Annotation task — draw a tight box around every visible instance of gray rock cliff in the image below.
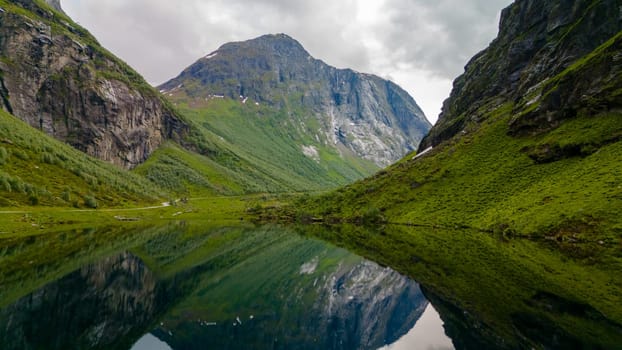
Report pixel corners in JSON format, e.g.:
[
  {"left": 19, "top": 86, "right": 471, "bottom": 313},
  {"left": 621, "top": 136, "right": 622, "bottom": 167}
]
[
  {"left": 161, "top": 34, "right": 431, "bottom": 167},
  {"left": 421, "top": 0, "right": 622, "bottom": 149},
  {"left": 0, "top": 1, "right": 186, "bottom": 168}
]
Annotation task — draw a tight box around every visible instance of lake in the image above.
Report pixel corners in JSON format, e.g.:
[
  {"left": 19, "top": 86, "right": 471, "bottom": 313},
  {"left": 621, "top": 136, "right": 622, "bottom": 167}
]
[{"left": 0, "top": 222, "right": 620, "bottom": 349}]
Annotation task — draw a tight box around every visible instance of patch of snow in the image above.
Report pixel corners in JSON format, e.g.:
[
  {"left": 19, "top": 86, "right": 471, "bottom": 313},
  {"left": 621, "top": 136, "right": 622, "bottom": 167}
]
[
  {"left": 413, "top": 146, "right": 433, "bottom": 160},
  {"left": 301, "top": 145, "right": 320, "bottom": 163},
  {"left": 242, "top": 97, "right": 249, "bottom": 104},
  {"left": 526, "top": 94, "right": 541, "bottom": 106},
  {"left": 236, "top": 316, "right": 242, "bottom": 325},
  {"left": 204, "top": 52, "right": 218, "bottom": 59},
  {"left": 300, "top": 256, "right": 319, "bottom": 275},
  {"left": 255, "top": 102, "right": 260, "bottom": 106}
]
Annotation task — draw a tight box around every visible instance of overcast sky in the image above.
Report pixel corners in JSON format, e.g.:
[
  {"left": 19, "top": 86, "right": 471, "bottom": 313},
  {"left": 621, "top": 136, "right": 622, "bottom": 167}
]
[{"left": 61, "top": 0, "right": 511, "bottom": 123}]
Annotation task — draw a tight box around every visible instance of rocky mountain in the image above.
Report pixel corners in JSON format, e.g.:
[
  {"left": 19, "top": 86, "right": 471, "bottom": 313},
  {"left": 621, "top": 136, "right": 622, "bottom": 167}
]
[
  {"left": 297, "top": 0, "right": 622, "bottom": 240},
  {"left": 421, "top": 0, "right": 622, "bottom": 149},
  {"left": 161, "top": 34, "right": 431, "bottom": 167},
  {"left": 0, "top": 0, "right": 186, "bottom": 169}
]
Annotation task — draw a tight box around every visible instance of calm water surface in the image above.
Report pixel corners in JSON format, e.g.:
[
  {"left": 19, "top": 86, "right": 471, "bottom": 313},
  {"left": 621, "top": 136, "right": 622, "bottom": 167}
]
[
  {"left": 0, "top": 223, "right": 453, "bottom": 350},
  {"left": 0, "top": 222, "right": 620, "bottom": 349}
]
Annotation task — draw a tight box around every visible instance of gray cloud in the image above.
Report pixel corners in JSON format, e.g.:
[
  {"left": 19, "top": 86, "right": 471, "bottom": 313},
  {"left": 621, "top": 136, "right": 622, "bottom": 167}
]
[
  {"left": 61, "top": 0, "right": 511, "bottom": 121},
  {"left": 378, "top": 0, "right": 510, "bottom": 78}
]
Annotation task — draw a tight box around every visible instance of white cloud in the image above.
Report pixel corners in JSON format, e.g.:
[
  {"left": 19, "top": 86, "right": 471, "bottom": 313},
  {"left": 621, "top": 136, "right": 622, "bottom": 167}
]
[{"left": 61, "top": 0, "right": 511, "bottom": 123}]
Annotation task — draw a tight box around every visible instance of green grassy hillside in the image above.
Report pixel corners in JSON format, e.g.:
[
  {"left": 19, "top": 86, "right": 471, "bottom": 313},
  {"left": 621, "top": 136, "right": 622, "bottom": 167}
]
[
  {"left": 293, "top": 33, "right": 622, "bottom": 243},
  {"left": 0, "top": 110, "right": 163, "bottom": 207},
  {"left": 297, "top": 105, "right": 622, "bottom": 242},
  {"left": 136, "top": 98, "right": 378, "bottom": 195}
]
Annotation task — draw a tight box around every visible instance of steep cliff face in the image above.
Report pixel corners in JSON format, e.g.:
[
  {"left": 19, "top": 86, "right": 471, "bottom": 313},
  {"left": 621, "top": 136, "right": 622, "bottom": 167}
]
[
  {"left": 161, "top": 34, "right": 431, "bottom": 167},
  {"left": 0, "top": 0, "right": 186, "bottom": 168},
  {"left": 0, "top": 252, "right": 172, "bottom": 350},
  {"left": 299, "top": 0, "right": 622, "bottom": 241},
  {"left": 422, "top": 0, "right": 622, "bottom": 149}
]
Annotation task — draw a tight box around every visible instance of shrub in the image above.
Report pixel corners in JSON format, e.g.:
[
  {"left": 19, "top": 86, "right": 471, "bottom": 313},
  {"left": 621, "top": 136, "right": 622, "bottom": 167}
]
[
  {"left": 41, "top": 151, "right": 57, "bottom": 165},
  {"left": 0, "top": 177, "right": 11, "bottom": 192},
  {"left": 84, "top": 195, "right": 98, "bottom": 209},
  {"left": 29, "top": 195, "right": 39, "bottom": 206},
  {"left": 8, "top": 178, "right": 24, "bottom": 193},
  {"left": 12, "top": 149, "right": 29, "bottom": 160},
  {"left": 61, "top": 189, "right": 71, "bottom": 202},
  {"left": 0, "top": 147, "right": 7, "bottom": 165}
]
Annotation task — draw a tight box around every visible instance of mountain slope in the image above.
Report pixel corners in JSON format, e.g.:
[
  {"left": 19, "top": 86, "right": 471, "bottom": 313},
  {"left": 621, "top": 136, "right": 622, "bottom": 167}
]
[
  {"left": 294, "top": 0, "right": 622, "bottom": 241},
  {"left": 0, "top": 0, "right": 186, "bottom": 169},
  {"left": 137, "top": 99, "right": 379, "bottom": 195},
  {"left": 0, "top": 109, "right": 163, "bottom": 207},
  {"left": 159, "top": 33, "right": 430, "bottom": 169}
]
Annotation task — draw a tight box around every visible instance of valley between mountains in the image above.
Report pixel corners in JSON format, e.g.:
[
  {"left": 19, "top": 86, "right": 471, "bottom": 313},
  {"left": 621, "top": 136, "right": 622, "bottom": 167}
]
[{"left": 0, "top": 1, "right": 621, "bottom": 348}]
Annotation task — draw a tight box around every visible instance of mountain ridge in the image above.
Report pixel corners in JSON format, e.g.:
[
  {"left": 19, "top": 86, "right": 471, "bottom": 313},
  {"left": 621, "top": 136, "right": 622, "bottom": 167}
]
[{"left": 161, "top": 33, "right": 431, "bottom": 167}]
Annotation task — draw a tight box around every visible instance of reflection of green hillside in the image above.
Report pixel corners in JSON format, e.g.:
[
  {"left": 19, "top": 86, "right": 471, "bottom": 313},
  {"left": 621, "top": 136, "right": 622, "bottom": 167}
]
[
  {"left": 300, "top": 224, "right": 622, "bottom": 349},
  {"left": 142, "top": 225, "right": 425, "bottom": 350},
  {"left": 0, "top": 223, "right": 174, "bottom": 308},
  {"left": 0, "top": 223, "right": 427, "bottom": 350}
]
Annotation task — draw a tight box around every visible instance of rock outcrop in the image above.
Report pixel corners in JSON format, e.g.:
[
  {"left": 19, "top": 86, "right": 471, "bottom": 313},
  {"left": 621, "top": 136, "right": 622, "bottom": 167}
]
[
  {"left": 311, "top": 260, "right": 427, "bottom": 348},
  {"left": 0, "top": 253, "right": 171, "bottom": 350},
  {"left": 161, "top": 34, "right": 431, "bottom": 167},
  {"left": 44, "top": 0, "right": 64, "bottom": 14},
  {"left": 0, "top": 1, "right": 186, "bottom": 168},
  {"left": 421, "top": 0, "right": 622, "bottom": 149}
]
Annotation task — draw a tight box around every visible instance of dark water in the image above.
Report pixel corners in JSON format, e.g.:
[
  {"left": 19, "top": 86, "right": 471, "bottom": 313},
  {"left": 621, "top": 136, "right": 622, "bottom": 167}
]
[{"left": 0, "top": 222, "right": 620, "bottom": 349}]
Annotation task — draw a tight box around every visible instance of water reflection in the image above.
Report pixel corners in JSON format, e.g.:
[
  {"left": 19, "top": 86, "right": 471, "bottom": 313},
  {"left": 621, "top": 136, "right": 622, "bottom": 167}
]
[
  {"left": 1, "top": 222, "right": 620, "bottom": 349},
  {"left": 0, "top": 224, "right": 451, "bottom": 350},
  {"left": 380, "top": 304, "right": 453, "bottom": 350}
]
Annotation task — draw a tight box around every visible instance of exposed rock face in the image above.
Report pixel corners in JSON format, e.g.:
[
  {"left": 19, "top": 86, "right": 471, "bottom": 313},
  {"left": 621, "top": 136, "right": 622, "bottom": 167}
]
[
  {"left": 44, "top": 0, "right": 65, "bottom": 14},
  {"left": 0, "top": 1, "right": 186, "bottom": 168},
  {"left": 421, "top": 0, "right": 622, "bottom": 149},
  {"left": 161, "top": 34, "right": 431, "bottom": 167},
  {"left": 0, "top": 253, "right": 171, "bottom": 350},
  {"left": 311, "top": 260, "right": 427, "bottom": 348}
]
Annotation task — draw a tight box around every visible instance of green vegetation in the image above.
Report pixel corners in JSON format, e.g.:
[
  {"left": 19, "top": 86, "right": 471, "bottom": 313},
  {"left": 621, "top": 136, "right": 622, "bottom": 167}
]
[
  {"left": 1, "top": 221, "right": 620, "bottom": 349},
  {"left": 137, "top": 98, "right": 377, "bottom": 195},
  {"left": 289, "top": 33, "right": 622, "bottom": 243},
  {"left": 0, "top": 109, "right": 163, "bottom": 208},
  {"left": 0, "top": 194, "right": 270, "bottom": 237},
  {"left": 293, "top": 105, "right": 622, "bottom": 242},
  {"left": 300, "top": 223, "right": 622, "bottom": 349},
  {"left": 0, "top": 223, "right": 173, "bottom": 308}
]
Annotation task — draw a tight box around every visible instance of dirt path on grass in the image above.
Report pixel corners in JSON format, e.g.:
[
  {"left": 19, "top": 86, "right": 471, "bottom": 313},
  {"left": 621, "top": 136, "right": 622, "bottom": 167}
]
[{"left": 0, "top": 202, "right": 171, "bottom": 215}]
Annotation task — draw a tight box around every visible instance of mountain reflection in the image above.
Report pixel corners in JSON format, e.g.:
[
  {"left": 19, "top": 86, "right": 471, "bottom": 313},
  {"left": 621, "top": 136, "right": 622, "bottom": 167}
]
[{"left": 0, "top": 224, "right": 445, "bottom": 350}]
